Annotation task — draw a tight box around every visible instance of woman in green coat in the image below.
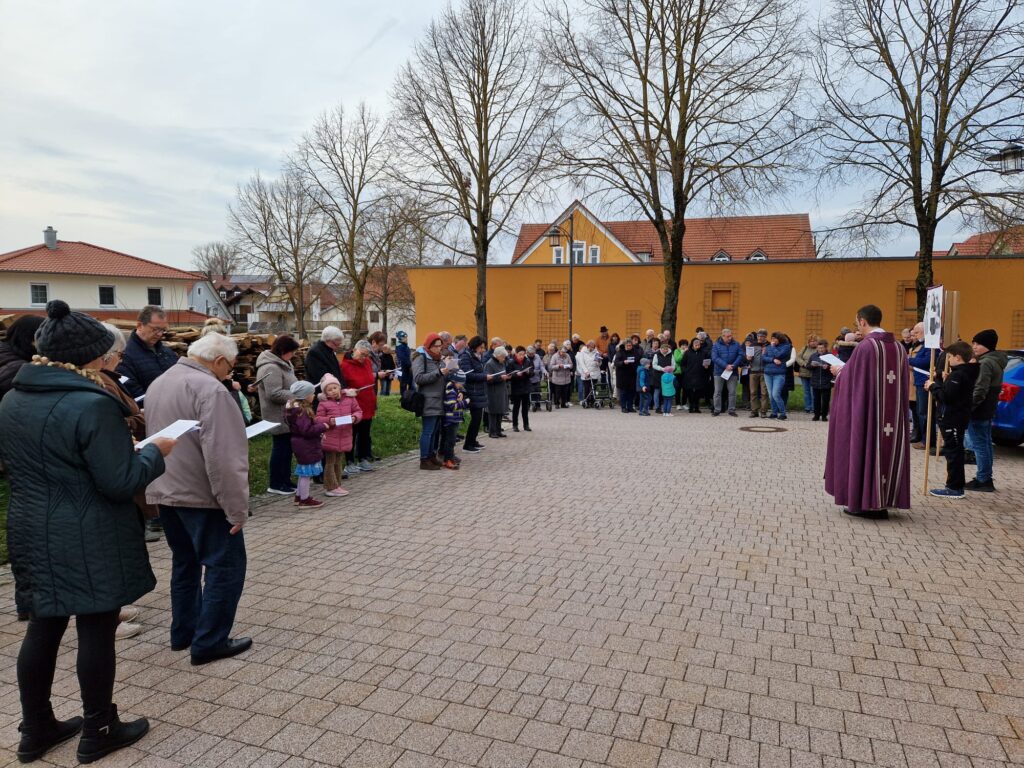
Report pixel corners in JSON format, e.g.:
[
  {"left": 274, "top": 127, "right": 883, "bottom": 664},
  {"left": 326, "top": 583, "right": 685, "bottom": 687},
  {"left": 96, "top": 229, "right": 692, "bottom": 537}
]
[{"left": 0, "top": 301, "right": 175, "bottom": 764}]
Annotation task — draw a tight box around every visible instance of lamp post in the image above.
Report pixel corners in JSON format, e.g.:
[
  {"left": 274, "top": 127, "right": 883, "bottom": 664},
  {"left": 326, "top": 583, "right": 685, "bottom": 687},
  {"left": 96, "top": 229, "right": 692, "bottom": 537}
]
[
  {"left": 984, "top": 142, "right": 1024, "bottom": 175},
  {"left": 546, "top": 213, "right": 575, "bottom": 340}
]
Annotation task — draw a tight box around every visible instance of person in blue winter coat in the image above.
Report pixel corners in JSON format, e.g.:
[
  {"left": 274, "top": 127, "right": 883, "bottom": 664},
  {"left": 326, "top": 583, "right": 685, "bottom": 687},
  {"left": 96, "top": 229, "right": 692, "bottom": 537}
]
[
  {"left": 763, "top": 332, "right": 793, "bottom": 419},
  {"left": 458, "top": 336, "right": 488, "bottom": 452},
  {"left": 637, "top": 359, "right": 652, "bottom": 415},
  {"left": 395, "top": 331, "right": 412, "bottom": 396},
  {"left": 710, "top": 329, "right": 743, "bottom": 416}
]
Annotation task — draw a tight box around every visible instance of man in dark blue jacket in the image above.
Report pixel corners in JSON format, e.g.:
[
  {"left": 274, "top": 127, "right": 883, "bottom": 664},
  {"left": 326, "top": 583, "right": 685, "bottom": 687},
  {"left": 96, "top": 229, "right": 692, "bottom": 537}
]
[
  {"left": 458, "top": 336, "right": 489, "bottom": 452},
  {"left": 395, "top": 330, "right": 412, "bottom": 395},
  {"left": 711, "top": 329, "right": 743, "bottom": 416},
  {"left": 116, "top": 306, "right": 178, "bottom": 400}
]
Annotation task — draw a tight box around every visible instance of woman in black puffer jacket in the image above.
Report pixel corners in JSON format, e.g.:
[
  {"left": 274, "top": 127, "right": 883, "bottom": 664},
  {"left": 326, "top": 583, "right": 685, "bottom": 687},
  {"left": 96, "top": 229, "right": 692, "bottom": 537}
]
[{"left": 458, "top": 336, "right": 488, "bottom": 451}]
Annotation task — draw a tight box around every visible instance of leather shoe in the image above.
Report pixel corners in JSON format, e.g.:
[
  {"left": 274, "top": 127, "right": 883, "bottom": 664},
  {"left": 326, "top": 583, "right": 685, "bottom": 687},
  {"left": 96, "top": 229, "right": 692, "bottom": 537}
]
[
  {"left": 17, "top": 708, "right": 83, "bottom": 763},
  {"left": 843, "top": 507, "right": 889, "bottom": 519},
  {"left": 171, "top": 641, "right": 190, "bottom": 651},
  {"left": 190, "top": 637, "right": 253, "bottom": 666}
]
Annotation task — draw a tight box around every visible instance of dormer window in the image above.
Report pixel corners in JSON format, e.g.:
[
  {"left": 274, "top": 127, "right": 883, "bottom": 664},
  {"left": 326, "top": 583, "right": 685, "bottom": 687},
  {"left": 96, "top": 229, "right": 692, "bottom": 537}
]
[
  {"left": 711, "top": 251, "right": 731, "bottom": 262},
  {"left": 747, "top": 250, "right": 768, "bottom": 262},
  {"left": 637, "top": 251, "right": 652, "bottom": 262}
]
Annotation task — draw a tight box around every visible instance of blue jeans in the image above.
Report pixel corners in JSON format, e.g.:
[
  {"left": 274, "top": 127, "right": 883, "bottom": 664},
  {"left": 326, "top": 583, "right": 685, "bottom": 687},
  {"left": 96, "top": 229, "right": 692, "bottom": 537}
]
[
  {"left": 661, "top": 395, "right": 673, "bottom": 413},
  {"left": 268, "top": 433, "right": 293, "bottom": 491},
  {"left": 766, "top": 373, "right": 787, "bottom": 415},
  {"left": 800, "top": 378, "right": 813, "bottom": 412},
  {"left": 915, "top": 384, "right": 937, "bottom": 445},
  {"left": 420, "top": 415, "right": 441, "bottom": 459},
  {"left": 638, "top": 391, "right": 651, "bottom": 414},
  {"left": 159, "top": 506, "right": 246, "bottom": 656},
  {"left": 965, "top": 419, "right": 994, "bottom": 482}
]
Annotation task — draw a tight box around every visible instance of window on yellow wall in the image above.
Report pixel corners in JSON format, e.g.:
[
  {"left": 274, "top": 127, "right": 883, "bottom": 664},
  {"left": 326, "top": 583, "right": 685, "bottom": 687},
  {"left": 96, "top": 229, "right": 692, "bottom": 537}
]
[
  {"left": 543, "top": 291, "right": 563, "bottom": 311},
  {"left": 552, "top": 247, "right": 563, "bottom": 265},
  {"left": 589, "top": 245, "right": 600, "bottom": 263},
  {"left": 711, "top": 290, "right": 733, "bottom": 311},
  {"left": 572, "top": 241, "right": 585, "bottom": 264},
  {"left": 903, "top": 287, "right": 916, "bottom": 311}
]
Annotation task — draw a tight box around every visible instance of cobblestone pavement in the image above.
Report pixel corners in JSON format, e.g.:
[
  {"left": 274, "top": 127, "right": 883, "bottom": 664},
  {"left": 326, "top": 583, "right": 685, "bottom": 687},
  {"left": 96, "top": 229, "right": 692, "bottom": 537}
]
[{"left": 2, "top": 406, "right": 1024, "bottom": 767}]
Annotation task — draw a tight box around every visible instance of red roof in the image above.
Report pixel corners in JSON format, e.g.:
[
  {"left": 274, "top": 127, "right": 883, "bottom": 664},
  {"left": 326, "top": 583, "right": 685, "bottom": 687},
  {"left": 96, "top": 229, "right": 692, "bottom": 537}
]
[
  {"left": 0, "top": 241, "right": 198, "bottom": 280},
  {"left": 948, "top": 226, "right": 1024, "bottom": 257},
  {"left": 1, "top": 308, "right": 214, "bottom": 324},
  {"left": 512, "top": 205, "right": 816, "bottom": 262}
]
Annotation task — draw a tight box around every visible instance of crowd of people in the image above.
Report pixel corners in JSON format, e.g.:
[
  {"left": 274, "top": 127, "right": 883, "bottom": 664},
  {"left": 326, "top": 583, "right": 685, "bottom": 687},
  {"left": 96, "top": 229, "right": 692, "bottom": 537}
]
[{"left": 0, "top": 297, "right": 1011, "bottom": 764}]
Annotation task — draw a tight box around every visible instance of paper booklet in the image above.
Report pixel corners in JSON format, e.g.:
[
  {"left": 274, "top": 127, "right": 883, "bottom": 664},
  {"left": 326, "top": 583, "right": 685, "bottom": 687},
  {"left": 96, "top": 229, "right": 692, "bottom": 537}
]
[
  {"left": 720, "top": 368, "right": 734, "bottom": 380},
  {"left": 119, "top": 375, "right": 130, "bottom": 384},
  {"left": 912, "top": 366, "right": 931, "bottom": 377},
  {"left": 818, "top": 353, "right": 845, "bottom": 368},
  {"left": 245, "top": 420, "right": 279, "bottom": 439},
  {"left": 136, "top": 420, "right": 199, "bottom": 449},
  {"left": 333, "top": 415, "right": 354, "bottom": 426}
]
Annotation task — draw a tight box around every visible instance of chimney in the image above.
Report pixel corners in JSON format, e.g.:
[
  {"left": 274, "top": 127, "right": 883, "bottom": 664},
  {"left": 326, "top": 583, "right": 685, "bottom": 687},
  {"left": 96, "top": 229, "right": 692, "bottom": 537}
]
[{"left": 43, "top": 226, "right": 57, "bottom": 250}]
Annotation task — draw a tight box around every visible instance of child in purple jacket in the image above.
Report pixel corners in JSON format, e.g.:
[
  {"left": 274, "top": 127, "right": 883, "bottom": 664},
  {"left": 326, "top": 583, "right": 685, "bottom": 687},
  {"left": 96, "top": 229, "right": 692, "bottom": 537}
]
[{"left": 285, "top": 380, "right": 334, "bottom": 508}]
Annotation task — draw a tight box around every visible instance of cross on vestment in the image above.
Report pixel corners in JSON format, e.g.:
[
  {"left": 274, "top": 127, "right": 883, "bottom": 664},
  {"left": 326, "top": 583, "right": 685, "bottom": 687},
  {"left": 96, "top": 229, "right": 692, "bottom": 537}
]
[
  {"left": 887, "top": 370, "right": 896, "bottom": 385},
  {"left": 884, "top": 423, "right": 894, "bottom": 438}
]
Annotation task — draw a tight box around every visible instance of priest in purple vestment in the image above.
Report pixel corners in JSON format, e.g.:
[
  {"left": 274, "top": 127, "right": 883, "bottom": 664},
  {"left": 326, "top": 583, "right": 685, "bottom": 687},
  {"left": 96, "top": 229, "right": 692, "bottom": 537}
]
[{"left": 824, "top": 304, "right": 911, "bottom": 519}]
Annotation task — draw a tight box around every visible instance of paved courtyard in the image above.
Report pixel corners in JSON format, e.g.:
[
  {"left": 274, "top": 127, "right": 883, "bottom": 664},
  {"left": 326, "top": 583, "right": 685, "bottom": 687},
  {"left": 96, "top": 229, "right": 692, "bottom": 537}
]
[{"left": 2, "top": 406, "right": 1024, "bottom": 767}]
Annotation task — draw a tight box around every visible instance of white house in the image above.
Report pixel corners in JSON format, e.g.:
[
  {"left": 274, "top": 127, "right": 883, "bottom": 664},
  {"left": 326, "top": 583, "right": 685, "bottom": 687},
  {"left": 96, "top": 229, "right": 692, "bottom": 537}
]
[{"left": 0, "top": 227, "right": 214, "bottom": 324}]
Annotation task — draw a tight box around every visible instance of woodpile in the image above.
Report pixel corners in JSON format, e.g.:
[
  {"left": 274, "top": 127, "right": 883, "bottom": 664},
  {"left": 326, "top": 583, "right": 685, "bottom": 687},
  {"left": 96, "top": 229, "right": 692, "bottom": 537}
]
[
  {"left": 157, "top": 327, "right": 309, "bottom": 384},
  {"left": 0, "top": 313, "right": 27, "bottom": 341}
]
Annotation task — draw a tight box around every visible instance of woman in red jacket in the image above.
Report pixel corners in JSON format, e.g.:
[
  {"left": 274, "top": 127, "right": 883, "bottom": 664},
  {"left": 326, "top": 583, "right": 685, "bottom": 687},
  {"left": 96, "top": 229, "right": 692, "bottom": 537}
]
[{"left": 340, "top": 339, "right": 379, "bottom": 473}]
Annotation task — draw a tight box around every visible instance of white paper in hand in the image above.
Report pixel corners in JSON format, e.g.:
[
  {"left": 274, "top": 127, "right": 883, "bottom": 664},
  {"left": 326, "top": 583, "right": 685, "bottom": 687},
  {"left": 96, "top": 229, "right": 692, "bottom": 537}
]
[
  {"left": 819, "top": 353, "right": 845, "bottom": 369},
  {"left": 720, "top": 368, "right": 734, "bottom": 381},
  {"left": 136, "top": 420, "right": 199, "bottom": 450},
  {"left": 118, "top": 375, "right": 129, "bottom": 384},
  {"left": 245, "top": 420, "right": 279, "bottom": 439},
  {"left": 334, "top": 415, "right": 353, "bottom": 426}
]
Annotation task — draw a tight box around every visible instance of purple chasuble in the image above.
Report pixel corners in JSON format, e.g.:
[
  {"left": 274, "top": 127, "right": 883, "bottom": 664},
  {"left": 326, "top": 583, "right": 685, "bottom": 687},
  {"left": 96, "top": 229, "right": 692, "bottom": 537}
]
[{"left": 824, "top": 331, "right": 911, "bottom": 513}]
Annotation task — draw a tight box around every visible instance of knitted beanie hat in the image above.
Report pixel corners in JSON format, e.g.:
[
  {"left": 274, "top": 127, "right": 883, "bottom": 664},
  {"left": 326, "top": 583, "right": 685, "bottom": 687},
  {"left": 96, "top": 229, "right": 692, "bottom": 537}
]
[
  {"left": 290, "top": 380, "right": 316, "bottom": 399},
  {"left": 34, "top": 300, "right": 115, "bottom": 367},
  {"left": 320, "top": 373, "right": 340, "bottom": 390},
  {"left": 972, "top": 329, "right": 998, "bottom": 351}
]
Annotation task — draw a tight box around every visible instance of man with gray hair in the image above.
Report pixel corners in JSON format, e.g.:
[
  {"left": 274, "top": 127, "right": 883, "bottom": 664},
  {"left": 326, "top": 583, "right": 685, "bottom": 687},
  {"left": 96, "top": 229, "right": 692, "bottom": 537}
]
[
  {"left": 711, "top": 328, "right": 743, "bottom": 416},
  {"left": 305, "top": 325, "right": 345, "bottom": 389},
  {"left": 144, "top": 333, "right": 252, "bottom": 666}
]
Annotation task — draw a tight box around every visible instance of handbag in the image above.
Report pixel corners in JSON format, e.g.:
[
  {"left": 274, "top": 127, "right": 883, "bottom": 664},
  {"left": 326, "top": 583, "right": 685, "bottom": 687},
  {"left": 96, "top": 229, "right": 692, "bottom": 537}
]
[{"left": 401, "top": 388, "right": 425, "bottom": 416}]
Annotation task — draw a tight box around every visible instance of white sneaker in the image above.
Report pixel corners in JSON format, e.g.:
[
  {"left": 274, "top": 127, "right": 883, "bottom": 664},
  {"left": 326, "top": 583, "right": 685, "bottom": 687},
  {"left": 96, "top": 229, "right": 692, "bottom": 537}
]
[
  {"left": 115, "top": 622, "right": 142, "bottom": 640},
  {"left": 345, "top": 464, "right": 362, "bottom": 474},
  {"left": 358, "top": 460, "right": 375, "bottom": 472},
  {"left": 118, "top": 606, "right": 140, "bottom": 623},
  {"left": 325, "top": 488, "right": 349, "bottom": 497}
]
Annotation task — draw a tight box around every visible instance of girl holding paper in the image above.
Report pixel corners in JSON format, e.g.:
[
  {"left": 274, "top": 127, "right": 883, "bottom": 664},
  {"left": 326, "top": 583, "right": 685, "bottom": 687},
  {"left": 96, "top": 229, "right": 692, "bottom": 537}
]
[{"left": 316, "top": 374, "right": 362, "bottom": 497}]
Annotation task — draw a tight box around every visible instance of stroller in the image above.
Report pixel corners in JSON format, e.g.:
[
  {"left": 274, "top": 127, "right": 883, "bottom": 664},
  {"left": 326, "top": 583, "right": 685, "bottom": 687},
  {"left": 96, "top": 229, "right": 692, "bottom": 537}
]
[{"left": 530, "top": 377, "right": 553, "bottom": 412}]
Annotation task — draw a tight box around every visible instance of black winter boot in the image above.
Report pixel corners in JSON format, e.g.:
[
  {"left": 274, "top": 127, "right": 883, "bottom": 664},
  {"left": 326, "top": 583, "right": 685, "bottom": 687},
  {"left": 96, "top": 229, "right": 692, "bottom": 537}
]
[
  {"left": 16, "top": 706, "right": 83, "bottom": 763},
  {"left": 76, "top": 705, "right": 149, "bottom": 764}
]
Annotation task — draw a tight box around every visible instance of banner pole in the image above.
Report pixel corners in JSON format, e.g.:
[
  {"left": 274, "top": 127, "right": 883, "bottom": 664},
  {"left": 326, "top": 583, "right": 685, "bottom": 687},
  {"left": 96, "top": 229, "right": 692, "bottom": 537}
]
[{"left": 922, "top": 348, "right": 936, "bottom": 495}]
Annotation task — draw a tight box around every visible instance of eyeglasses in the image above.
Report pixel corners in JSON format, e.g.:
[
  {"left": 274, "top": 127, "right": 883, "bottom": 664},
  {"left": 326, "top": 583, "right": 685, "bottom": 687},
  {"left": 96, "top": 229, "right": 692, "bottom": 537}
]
[{"left": 146, "top": 324, "right": 168, "bottom": 336}]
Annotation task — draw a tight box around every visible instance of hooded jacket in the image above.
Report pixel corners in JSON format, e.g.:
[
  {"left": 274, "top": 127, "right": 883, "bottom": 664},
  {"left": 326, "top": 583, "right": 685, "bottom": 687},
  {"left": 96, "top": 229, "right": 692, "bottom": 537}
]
[
  {"left": 0, "top": 364, "right": 165, "bottom": 617},
  {"left": 116, "top": 331, "right": 179, "bottom": 398},
  {"left": 931, "top": 363, "right": 980, "bottom": 428},
  {"left": 971, "top": 350, "right": 1008, "bottom": 420},
  {"left": 255, "top": 350, "right": 297, "bottom": 435}
]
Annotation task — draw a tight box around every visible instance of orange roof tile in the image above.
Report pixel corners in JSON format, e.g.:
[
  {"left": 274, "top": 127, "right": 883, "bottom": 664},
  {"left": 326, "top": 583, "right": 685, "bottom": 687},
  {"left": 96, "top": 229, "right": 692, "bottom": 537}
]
[
  {"left": 948, "top": 226, "right": 1024, "bottom": 257},
  {"left": 512, "top": 207, "right": 816, "bottom": 263},
  {"left": 0, "top": 241, "right": 198, "bottom": 280},
  {"left": 1, "top": 308, "right": 214, "bottom": 324}
]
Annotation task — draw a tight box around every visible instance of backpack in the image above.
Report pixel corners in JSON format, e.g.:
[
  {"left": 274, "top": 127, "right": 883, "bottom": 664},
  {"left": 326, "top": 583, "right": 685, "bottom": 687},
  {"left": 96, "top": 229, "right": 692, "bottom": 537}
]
[{"left": 400, "top": 387, "right": 424, "bottom": 416}]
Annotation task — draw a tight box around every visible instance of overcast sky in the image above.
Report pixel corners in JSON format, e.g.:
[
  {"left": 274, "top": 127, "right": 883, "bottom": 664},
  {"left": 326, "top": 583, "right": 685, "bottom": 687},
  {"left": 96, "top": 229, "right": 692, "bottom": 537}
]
[{"left": 0, "top": 0, "right": 970, "bottom": 269}]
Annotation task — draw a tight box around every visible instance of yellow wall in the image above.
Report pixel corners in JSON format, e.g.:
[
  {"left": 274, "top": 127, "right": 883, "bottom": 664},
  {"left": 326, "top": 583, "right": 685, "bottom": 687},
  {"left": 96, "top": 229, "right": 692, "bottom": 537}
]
[
  {"left": 517, "top": 214, "right": 635, "bottom": 265},
  {"left": 408, "top": 258, "right": 1024, "bottom": 347}
]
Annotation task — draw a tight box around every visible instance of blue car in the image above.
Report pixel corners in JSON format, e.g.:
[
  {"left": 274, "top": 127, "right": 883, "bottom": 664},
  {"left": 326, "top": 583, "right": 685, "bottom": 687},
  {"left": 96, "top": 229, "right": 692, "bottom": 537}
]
[{"left": 993, "top": 350, "right": 1024, "bottom": 446}]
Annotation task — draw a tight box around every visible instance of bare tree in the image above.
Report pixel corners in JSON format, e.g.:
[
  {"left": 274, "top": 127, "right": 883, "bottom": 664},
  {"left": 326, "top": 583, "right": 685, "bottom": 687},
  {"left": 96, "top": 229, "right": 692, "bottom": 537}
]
[
  {"left": 392, "top": 0, "right": 558, "bottom": 338},
  {"left": 228, "top": 170, "right": 326, "bottom": 337},
  {"left": 545, "top": 0, "right": 809, "bottom": 337},
  {"left": 191, "top": 241, "right": 239, "bottom": 282},
  {"left": 816, "top": 0, "right": 1024, "bottom": 315},
  {"left": 295, "top": 103, "right": 405, "bottom": 341}
]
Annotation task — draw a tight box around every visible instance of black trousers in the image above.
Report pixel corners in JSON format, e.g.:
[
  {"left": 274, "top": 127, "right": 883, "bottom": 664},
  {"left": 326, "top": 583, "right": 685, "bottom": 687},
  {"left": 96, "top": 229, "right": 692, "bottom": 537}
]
[
  {"left": 18, "top": 609, "right": 120, "bottom": 723},
  {"left": 511, "top": 394, "right": 530, "bottom": 428},
  {"left": 551, "top": 383, "right": 570, "bottom": 407},
  {"left": 487, "top": 412, "right": 504, "bottom": 435},
  {"left": 464, "top": 407, "right": 483, "bottom": 448},
  {"left": 941, "top": 424, "right": 966, "bottom": 491},
  {"left": 813, "top": 387, "right": 832, "bottom": 419},
  {"left": 687, "top": 389, "right": 702, "bottom": 412},
  {"left": 353, "top": 418, "right": 372, "bottom": 460}
]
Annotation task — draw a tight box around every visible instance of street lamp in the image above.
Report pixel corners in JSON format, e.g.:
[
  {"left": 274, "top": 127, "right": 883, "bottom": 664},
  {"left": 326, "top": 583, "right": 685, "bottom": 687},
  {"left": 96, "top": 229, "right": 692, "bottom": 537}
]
[
  {"left": 547, "top": 213, "right": 575, "bottom": 340},
  {"left": 984, "top": 142, "right": 1024, "bottom": 175}
]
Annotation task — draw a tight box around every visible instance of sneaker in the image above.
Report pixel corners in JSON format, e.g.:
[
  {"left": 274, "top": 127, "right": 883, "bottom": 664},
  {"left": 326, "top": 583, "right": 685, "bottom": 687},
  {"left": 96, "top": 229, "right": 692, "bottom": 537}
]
[
  {"left": 769, "top": 413, "right": 778, "bottom": 419},
  {"left": 298, "top": 497, "right": 324, "bottom": 508},
  {"left": 463, "top": 446, "right": 482, "bottom": 453},
  {"left": 778, "top": 415, "right": 787, "bottom": 421},
  {"left": 357, "top": 460, "right": 375, "bottom": 472},
  {"left": 420, "top": 459, "right": 441, "bottom": 470},
  {"left": 443, "top": 459, "right": 460, "bottom": 470},
  {"left": 712, "top": 411, "right": 720, "bottom": 417},
  {"left": 964, "top": 478, "right": 995, "bottom": 492},
  {"left": 812, "top": 416, "right": 820, "bottom": 422},
  {"left": 749, "top": 411, "right": 759, "bottom": 418},
  {"left": 118, "top": 606, "right": 140, "bottom": 623},
  {"left": 325, "top": 488, "right": 349, "bottom": 497},
  {"left": 266, "top": 486, "right": 293, "bottom": 495},
  {"left": 728, "top": 411, "right": 738, "bottom": 417},
  {"left": 345, "top": 464, "right": 362, "bottom": 474},
  {"left": 144, "top": 529, "right": 161, "bottom": 543},
  {"left": 115, "top": 622, "right": 143, "bottom": 640},
  {"left": 929, "top": 488, "right": 965, "bottom": 499},
  {"left": 911, "top": 442, "right": 925, "bottom": 450}
]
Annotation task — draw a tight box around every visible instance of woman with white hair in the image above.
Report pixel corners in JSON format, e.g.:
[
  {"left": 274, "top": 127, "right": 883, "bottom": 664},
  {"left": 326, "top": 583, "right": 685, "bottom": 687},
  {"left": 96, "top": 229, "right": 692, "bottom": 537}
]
[
  {"left": 484, "top": 346, "right": 511, "bottom": 438},
  {"left": 305, "top": 326, "right": 345, "bottom": 389},
  {"left": 340, "top": 339, "right": 378, "bottom": 473}
]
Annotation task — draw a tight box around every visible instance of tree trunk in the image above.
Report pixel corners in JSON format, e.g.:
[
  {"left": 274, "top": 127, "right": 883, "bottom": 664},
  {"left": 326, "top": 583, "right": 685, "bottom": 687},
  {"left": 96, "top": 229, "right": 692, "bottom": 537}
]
[
  {"left": 475, "top": 252, "right": 488, "bottom": 339},
  {"left": 351, "top": 289, "right": 367, "bottom": 341},
  {"left": 660, "top": 220, "right": 686, "bottom": 339},
  {"left": 915, "top": 225, "right": 936, "bottom": 320}
]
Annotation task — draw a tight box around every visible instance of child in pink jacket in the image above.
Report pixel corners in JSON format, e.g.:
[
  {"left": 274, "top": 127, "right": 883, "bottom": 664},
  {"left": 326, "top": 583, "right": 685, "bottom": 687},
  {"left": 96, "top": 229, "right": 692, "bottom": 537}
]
[{"left": 315, "top": 373, "right": 362, "bottom": 496}]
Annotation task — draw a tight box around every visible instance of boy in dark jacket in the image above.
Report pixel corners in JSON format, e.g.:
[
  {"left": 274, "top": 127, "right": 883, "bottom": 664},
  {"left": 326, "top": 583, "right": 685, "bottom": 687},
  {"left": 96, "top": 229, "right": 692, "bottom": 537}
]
[
  {"left": 925, "top": 341, "right": 979, "bottom": 499},
  {"left": 807, "top": 340, "right": 834, "bottom": 421}
]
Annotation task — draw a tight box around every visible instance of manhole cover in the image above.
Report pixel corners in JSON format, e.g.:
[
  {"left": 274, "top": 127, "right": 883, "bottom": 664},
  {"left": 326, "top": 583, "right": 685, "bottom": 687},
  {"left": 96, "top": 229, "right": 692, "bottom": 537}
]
[{"left": 739, "top": 426, "right": 788, "bottom": 433}]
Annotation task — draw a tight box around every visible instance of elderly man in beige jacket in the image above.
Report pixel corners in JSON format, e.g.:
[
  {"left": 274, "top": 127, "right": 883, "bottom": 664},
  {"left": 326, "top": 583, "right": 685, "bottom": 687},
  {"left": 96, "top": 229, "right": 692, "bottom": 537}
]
[{"left": 144, "top": 333, "right": 252, "bottom": 666}]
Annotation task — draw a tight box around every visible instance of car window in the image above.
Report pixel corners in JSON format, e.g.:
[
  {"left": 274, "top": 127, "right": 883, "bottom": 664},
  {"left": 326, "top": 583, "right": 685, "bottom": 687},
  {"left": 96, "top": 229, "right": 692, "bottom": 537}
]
[{"left": 1005, "top": 354, "right": 1023, "bottom": 374}]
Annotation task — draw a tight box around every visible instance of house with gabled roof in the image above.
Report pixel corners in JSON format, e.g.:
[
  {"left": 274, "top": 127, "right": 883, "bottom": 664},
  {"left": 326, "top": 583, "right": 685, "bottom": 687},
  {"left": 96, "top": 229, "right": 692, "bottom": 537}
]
[
  {"left": 511, "top": 200, "right": 817, "bottom": 265},
  {"left": 0, "top": 227, "right": 215, "bottom": 324}
]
